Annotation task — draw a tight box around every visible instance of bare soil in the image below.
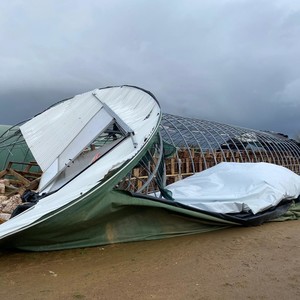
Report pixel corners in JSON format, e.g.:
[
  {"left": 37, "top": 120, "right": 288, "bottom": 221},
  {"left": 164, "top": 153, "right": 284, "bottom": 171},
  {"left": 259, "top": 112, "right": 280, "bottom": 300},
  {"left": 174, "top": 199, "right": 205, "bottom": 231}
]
[{"left": 1, "top": 220, "right": 300, "bottom": 300}]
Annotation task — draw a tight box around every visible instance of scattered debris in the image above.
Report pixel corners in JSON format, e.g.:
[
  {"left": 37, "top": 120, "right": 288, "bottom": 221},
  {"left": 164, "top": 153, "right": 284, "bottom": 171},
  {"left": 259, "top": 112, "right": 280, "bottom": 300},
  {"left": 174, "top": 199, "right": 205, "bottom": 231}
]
[
  {"left": 49, "top": 270, "right": 58, "bottom": 277},
  {"left": 0, "top": 160, "right": 42, "bottom": 223}
]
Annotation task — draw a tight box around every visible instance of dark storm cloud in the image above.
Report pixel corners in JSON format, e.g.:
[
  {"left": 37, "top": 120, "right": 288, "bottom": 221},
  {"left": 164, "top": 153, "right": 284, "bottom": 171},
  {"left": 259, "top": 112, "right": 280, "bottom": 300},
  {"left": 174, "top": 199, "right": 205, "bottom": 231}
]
[{"left": 0, "top": 0, "right": 299, "bottom": 137}]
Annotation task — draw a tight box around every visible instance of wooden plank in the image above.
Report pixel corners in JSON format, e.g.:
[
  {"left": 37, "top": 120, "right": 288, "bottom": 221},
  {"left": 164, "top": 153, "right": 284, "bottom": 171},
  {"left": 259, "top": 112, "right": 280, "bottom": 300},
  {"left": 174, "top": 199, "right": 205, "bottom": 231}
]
[
  {"left": 0, "top": 169, "right": 7, "bottom": 178},
  {"left": 15, "top": 170, "right": 42, "bottom": 178},
  {"left": 27, "top": 177, "right": 41, "bottom": 191},
  {"left": 7, "top": 169, "right": 31, "bottom": 185},
  {"left": 170, "top": 158, "right": 175, "bottom": 175},
  {"left": 185, "top": 158, "right": 189, "bottom": 174},
  {"left": 133, "top": 168, "right": 143, "bottom": 189},
  {"left": 6, "top": 162, "right": 13, "bottom": 169}
]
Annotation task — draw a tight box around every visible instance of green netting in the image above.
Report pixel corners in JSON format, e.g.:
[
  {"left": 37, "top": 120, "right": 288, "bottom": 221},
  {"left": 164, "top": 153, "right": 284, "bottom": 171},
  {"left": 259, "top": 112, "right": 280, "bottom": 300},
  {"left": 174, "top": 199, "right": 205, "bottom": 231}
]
[{"left": 0, "top": 125, "right": 36, "bottom": 171}]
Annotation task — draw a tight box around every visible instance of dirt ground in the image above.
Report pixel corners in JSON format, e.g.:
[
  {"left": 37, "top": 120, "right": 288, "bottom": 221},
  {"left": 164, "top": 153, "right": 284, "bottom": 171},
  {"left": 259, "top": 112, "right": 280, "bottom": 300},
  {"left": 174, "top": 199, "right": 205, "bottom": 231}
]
[{"left": 0, "top": 220, "right": 300, "bottom": 300}]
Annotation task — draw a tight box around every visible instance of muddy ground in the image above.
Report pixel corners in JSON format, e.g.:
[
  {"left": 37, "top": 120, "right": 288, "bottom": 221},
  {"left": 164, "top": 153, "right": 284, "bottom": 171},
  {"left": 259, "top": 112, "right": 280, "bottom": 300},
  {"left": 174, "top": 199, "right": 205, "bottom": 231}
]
[{"left": 0, "top": 220, "right": 300, "bottom": 300}]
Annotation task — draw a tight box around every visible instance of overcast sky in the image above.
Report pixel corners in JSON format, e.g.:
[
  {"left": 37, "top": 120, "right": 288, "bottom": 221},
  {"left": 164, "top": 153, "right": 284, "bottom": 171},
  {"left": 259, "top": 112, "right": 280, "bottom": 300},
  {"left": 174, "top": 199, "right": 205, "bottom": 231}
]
[{"left": 0, "top": 0, "right": 299, "bottom": 138}]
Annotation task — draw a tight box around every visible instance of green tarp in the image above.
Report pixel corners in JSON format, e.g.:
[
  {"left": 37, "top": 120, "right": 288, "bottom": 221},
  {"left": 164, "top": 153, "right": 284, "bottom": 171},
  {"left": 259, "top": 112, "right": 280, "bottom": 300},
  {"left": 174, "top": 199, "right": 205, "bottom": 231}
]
[
  {"left": 2, "top": 187, "right": 299, "bottom": 251},
  {"left": 272, "top": 201, "right": 300, "bottom": 222},
  {"left": 0, "top": 189, "right": 238, "bottom": 251}
]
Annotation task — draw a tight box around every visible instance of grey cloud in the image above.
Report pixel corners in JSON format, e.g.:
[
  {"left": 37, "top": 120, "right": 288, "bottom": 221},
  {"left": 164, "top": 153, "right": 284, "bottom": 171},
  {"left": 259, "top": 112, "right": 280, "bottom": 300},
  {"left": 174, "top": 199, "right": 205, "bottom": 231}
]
[{"left": 0, "top": 0, "right": 300, "bottom": 138}]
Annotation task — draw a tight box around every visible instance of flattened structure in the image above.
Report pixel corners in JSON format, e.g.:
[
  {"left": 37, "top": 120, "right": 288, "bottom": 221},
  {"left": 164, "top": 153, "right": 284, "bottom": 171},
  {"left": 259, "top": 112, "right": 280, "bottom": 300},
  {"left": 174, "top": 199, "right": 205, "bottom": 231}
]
[{"left": 0, "top": 90, "right": 300, "bottom": 251}]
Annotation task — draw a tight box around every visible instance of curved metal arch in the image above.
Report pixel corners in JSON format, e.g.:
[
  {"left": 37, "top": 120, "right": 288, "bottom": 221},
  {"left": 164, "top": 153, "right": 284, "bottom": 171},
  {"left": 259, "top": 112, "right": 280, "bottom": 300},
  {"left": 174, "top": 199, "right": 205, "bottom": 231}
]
[
  {"left": 160, "top": 115, "right": 190, "bottom": 176},
  {"left": 223, "top": 124, "right": 262, "bottom": 162},
  {"left": 207, "top": 121, "right": 246, "bottom": 162},
  {"left": 215, "top": 122, "right": 253, "bottom": 162},
  {"left": 273, "top": 135, "right": 300, "bottom": 167},
  {"left": 205, "top": 120, "right": 249, "bottom": 162},
  {"left": 274, "top": 137, "right": 299, "bottom": 168},
  {"left": 136, "top": 132, "right": 165, "bottom": 194},
  {"left": 251, "top": 131, "right": 277, "bottom": 164},
  {"left": 185, "top": 118, "right": 229, "bottom": 167},
  {"left": 255, "top": 132, "right": 288, "bottom": 166},
  {"left": 161, "top": 115, "right": 199, "bottom": 173},
  {"left": 162, "top": 114, "right": 218, "bottom": 170},
  {"left": 188, "top": 118, "right": 229, "bottom": 163},
  {"left": 255, "top": 132, "right": 289, "bottom": 166},
  {"left": 285, "top": 140, "right": 300, "bottom": 169},
  {"left": 164, "top": 116, "right": 198, "bottom": 173},
  {"left": 167, "top": 116, "right": 205, "bottom": 173},
  {"left": 160, "top": 113, "right": 300, "bottom": 175}
]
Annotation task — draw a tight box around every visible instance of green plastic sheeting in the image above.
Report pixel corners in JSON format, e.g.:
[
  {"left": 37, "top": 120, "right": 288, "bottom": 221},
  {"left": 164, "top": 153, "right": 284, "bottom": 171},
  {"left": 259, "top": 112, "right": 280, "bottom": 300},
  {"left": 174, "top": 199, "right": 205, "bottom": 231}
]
[
  {"left": 0, "top": 130, "right": 236, "bottom": 251},
  {"left": 272, "top": 201, "right": 300, "bottom": 222},
  {"left": 0, "top": 189, "right": 238, "bottom": 251}
]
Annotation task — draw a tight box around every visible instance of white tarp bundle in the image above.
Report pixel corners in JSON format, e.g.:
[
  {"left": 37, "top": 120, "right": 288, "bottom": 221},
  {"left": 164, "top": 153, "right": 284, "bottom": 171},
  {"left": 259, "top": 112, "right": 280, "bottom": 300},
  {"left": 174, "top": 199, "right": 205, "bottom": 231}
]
[{"left": 166, "top": 162, "right": 300, "bottom": 214}]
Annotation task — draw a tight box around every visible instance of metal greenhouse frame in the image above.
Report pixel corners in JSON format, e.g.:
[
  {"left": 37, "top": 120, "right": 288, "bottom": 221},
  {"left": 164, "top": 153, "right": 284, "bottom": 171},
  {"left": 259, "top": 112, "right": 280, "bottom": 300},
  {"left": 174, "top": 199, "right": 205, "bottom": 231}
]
[
  {"left": 159, "top": 113, "right": 300, "bottom": 185},
  {"left": 117, "top": 113, "right": 300, "bottom": 196},
  {"left": 1, "top": 113, "right": 300, "bottom": 197}
]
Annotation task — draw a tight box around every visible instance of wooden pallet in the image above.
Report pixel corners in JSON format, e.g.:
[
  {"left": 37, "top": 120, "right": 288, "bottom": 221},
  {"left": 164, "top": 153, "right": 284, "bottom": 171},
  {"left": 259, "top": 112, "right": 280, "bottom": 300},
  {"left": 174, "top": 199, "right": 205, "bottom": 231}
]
[{"left": 0, "top": 161, "right": 42, "bottom": 196}]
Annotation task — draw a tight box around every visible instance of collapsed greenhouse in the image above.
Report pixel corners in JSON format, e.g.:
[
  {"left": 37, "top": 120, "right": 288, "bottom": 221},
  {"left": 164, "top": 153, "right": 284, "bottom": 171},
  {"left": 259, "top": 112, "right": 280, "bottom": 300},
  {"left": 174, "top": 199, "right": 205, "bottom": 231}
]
[
  {"left": 0, "top": 85, "right": 300, "bottom": 251},
  {"left": 2, "top": 113, "right": 300, "bottom": 196}
]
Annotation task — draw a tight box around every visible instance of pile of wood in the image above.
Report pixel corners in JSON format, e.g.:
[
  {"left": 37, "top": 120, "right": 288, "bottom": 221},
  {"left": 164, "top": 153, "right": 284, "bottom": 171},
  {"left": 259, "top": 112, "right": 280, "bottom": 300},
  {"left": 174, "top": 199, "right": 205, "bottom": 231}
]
[
  {"left": 0, "top": 161, "right": 41, "bottom": 196},
  {"left": 0, "top": 161, "right": 41, "bottom": 223},
  {"left": 0, "top": 194, "right": 22, "bottom": 223}
]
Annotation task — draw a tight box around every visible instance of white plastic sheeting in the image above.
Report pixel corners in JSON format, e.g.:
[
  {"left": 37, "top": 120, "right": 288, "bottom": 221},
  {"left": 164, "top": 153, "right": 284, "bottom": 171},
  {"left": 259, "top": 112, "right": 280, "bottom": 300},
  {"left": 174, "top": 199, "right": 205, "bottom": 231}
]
[
  {"left": 20, "top": 86, "right": 159, "bottom": 174},
  {"left": 20, "top": 86, "right": 160, "bottom": 192},
  {"left": 166, "top": 162, "right": 300, "bottom": 214},
  {"left": 20, "top": 92, "right": 103, "bottom": 172}
]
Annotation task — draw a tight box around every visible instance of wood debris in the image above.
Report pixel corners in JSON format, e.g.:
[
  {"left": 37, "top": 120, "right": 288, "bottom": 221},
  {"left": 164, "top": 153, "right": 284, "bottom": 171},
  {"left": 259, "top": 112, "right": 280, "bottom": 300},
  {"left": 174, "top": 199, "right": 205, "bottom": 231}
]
[{"left": 0, "top": 161, "right": 41, "bottom": 223}]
